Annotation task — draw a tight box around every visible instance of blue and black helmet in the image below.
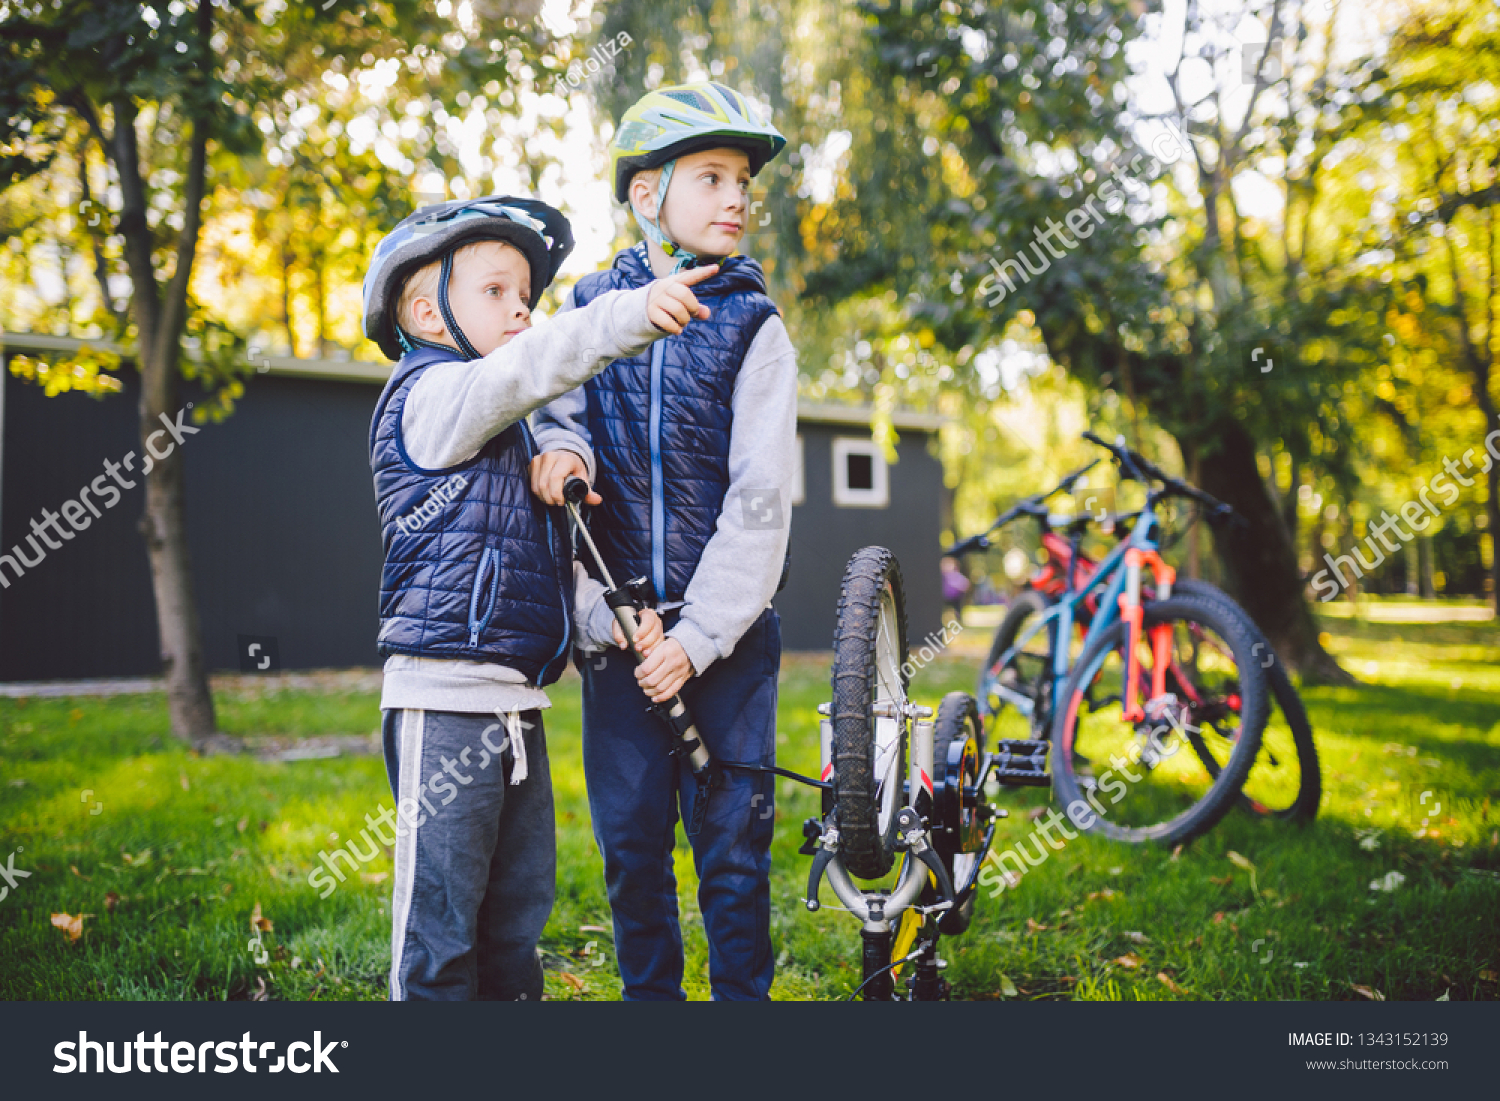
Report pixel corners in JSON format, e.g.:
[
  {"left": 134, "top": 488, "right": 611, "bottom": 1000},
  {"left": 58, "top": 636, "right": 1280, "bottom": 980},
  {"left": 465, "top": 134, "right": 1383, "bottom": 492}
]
[{"left": 362, "top": 195, "right": 575, "bottom": 361}]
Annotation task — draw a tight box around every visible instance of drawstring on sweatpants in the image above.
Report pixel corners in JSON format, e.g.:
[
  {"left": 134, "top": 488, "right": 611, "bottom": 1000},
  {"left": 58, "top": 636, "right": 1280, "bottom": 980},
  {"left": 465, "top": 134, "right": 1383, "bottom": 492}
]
[{"left": 505, "top": 709, "right": 528, "bottom": 785}]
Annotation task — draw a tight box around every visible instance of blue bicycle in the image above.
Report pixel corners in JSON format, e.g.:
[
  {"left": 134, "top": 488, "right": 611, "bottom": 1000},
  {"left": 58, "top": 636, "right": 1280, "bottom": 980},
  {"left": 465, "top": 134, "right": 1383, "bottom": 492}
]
[{"left": 948, "top": 433, "right": 1272, "bottom": 844}]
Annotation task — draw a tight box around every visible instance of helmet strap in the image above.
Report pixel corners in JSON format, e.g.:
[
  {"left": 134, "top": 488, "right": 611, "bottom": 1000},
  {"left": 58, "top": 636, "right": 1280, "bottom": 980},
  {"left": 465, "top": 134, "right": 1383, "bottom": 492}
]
[
  {"left": 631, "top": 158, "right": 698, "bottom": 274},
  {"left": 434, "top": 250, "right": 483, "bottom": 360},
  {"left": 392, "top": 249, "right": 482, "bottom": 360}
]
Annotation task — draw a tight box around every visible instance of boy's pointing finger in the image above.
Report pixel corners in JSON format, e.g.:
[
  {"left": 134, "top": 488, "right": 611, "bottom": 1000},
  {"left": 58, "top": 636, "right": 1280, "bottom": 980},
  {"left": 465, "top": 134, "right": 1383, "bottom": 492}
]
[{"left": 675, "top": 263, "right": 720, "bottom": 286}]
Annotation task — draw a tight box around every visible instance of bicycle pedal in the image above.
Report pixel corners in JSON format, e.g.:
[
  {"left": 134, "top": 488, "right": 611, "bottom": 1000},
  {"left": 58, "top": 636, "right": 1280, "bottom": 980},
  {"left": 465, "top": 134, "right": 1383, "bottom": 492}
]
[{"left": 992, "top": 767, "right": 1051, "bottom": 788}]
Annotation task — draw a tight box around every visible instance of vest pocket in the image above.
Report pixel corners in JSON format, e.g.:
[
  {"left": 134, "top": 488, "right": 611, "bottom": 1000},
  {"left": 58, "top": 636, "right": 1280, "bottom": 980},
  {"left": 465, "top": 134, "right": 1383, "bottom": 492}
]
[{"left": 467, "top": 545, "right": 500, "bottom": 648}]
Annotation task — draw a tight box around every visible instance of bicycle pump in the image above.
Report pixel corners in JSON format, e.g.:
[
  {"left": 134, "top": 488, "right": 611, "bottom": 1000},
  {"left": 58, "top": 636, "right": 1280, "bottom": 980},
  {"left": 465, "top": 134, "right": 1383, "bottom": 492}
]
[{"left": 561, "top": 476, "right": 716, "bottom": 835}]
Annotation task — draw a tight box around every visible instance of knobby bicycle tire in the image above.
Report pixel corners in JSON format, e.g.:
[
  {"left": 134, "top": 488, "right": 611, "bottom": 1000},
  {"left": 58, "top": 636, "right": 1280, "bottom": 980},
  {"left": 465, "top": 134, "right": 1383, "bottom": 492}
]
[
  {"left": 931, "top": 691, "right": 984, "bottom": 935},
  {"left": 1049, "top": 593, "right": 1270, "bottom": 845},
  {"left": 1169, "top": 578, "right": 1321, "bottom": 822},
  {"left": 830, "top": 547, "right": 910, "bottom": 880}
]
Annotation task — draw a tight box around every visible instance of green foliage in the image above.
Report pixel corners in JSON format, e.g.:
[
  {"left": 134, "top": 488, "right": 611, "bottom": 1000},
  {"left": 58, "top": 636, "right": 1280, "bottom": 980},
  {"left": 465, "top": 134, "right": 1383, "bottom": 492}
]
[{"left": 6, "top": 344, "right": 123, "bottom": 396}]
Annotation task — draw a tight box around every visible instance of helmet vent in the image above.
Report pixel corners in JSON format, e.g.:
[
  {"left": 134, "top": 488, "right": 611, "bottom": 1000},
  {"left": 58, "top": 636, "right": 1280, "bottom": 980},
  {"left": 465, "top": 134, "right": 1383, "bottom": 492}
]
[
  {"left": 663, "top": 88, "right": 714, "bottom": 113},
  {"left": 710, "top": 82, "right": 749, "bottom": 118}
]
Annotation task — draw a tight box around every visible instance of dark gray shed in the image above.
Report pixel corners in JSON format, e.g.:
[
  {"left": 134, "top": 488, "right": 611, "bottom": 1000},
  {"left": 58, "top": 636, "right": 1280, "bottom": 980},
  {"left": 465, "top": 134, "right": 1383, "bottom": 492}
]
[{"left": 0, "top": 332, "right": 944, "bottom": 679}]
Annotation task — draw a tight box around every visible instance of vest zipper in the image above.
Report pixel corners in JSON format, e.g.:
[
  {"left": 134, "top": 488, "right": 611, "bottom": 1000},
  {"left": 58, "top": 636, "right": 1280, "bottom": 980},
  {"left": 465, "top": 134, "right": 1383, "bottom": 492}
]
[
  {"left": 521, "top": 421, "right": 573, "bottom": 680},
  {"left": 467, "top": 546, "right": 499, "bottom": 648},
  {"left": 648, "top": 339, "right": 667, "bottom": 602}
]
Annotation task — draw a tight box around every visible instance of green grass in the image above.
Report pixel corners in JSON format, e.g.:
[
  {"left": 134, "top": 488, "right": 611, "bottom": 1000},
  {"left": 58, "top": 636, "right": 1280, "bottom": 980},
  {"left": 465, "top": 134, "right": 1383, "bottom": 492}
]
[{"left": 1, "top": 600, "right": 1496, "bottom": 1001}]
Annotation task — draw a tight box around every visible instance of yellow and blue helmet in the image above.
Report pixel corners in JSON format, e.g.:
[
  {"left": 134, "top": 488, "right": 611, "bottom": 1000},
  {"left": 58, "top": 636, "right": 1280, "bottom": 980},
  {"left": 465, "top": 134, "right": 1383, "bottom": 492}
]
[{"left": 609, "top": 81, "right": 786, "bottom": 203}]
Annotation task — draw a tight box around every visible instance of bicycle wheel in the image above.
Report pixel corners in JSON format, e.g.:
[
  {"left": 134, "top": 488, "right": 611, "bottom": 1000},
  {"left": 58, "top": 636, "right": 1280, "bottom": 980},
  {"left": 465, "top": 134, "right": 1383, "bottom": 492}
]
[
  {"left": 1171, "top": 578, "right": 1321, "bottom": 822},
  {"left": 978, "top": 589, "right": 1055, "bottom": 738},
  {"left": 931, "top": 691, "right": 985, "bottom": 935},
  {"left": 830, "top": 546, "right": 910, "bottom": 880},
  {"left": 1049, "top": 594, "right": 1269, "bottom": 844}
]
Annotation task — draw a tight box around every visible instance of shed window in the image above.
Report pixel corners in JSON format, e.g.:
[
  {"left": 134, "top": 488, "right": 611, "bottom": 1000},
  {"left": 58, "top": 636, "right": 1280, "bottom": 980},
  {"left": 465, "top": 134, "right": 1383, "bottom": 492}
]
[{"left": 832, "top": 437, "right": 889, "bottom": 508}]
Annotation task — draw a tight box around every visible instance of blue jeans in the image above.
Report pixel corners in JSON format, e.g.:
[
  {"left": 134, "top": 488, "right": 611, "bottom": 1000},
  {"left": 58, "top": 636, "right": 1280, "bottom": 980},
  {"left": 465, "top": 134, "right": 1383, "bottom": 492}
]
[{"left": 581, "top": 608, "right": 780, "bottom": 1000}]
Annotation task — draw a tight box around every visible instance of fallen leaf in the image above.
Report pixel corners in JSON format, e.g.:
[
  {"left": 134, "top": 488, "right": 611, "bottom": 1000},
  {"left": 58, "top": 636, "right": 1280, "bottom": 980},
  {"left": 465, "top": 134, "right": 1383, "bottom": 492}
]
[
  {"left": 50, "top": 912, "right": 92, "bottom": 942},
  {"left": 104, "top": 891, "right": 120, "bottom": 913},
  {"left": 999, "top": 974, "right": 1019, "bottom": 998},
  {"left": 70, "top": 865, "right": 90, "bottom": 880},
  {"left": 1209, "top": 875, "right": 1234, "bottom": 886},
  {"left": 1086, "top": 888, "right": 1118, "bottom": 901},
  {"left": 249, "top": 902, "right": 273, "bottom": 934},
  {"left": 1124, "top": 931, "right": 1150, "bottom": 944},
  {"left": 1350, "top": 983, "right": 1385, "bottom": 1001},
  {"left": 1114, "top": 953, "right": 1143, "bottom": 969},
  {"left": 1479, "top": 970, "right": 1497, "bottom": 982},
  {"left": 1212, "top": 912, "right": 1226, "bottom": 924},
  {"left": 1157, "top": 972, "right": 1188, "bottom": 996},
  {"left": 559, "top": 971, "right": 586, "bottom": 993},
  {"left": 1025, "top": 918, "right": 1049, "bottom": 933},
  {"left": 1226, "top": 850, "right": 1255, "bottom": 871}
]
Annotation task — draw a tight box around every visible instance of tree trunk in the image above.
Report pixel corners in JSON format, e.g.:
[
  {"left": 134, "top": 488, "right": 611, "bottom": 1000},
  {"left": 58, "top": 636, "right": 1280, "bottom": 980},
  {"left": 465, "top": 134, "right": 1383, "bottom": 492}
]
[
  {"left": 1182, "top": 418, "right": 1355, "bottom": 685},
  {"left": 106, "top": 14, "right": 222, "bottom": 749},
  {"left": 139, "top": 356, "right": 218, "bottom": 746}
]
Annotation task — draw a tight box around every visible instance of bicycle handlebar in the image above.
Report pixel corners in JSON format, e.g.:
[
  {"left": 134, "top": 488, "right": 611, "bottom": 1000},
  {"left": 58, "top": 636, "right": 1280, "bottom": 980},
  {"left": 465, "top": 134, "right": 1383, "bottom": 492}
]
[
  {"left": 1080, "top": 431, "right": 1236, "bottom": 526},
  {"left": 943, "top": 459, "right": 1101, "bottom": 556}
]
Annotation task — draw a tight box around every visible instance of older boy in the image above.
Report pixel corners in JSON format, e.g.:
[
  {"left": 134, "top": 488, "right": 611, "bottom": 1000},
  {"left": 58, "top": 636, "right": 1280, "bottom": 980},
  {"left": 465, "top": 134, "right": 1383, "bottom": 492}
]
[{"left": 532, "top": 84, "right": 798, "bottom": 1000}]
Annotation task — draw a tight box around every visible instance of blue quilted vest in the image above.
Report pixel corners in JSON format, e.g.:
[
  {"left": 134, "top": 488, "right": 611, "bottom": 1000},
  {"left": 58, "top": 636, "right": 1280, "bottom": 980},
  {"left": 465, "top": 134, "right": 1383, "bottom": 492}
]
[
  {"left": 369, "top": 346, "right": 572, "bottom": 685},
  {"left": 572, "top": 245, "right": 778, "bottom": 602}
]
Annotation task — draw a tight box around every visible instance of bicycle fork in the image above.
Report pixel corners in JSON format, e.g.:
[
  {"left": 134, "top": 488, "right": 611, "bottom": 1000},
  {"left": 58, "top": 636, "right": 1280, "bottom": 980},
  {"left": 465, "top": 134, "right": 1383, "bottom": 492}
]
[{"left": 1118, "top": 547, "right": 1176, "bottom": 724}]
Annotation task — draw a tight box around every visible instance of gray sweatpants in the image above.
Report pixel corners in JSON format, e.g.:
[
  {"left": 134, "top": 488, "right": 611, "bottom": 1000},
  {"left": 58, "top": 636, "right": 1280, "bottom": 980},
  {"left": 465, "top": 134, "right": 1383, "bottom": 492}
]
[{"left": 381, "top": 707, "right": 555, "bottom": 1001}]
